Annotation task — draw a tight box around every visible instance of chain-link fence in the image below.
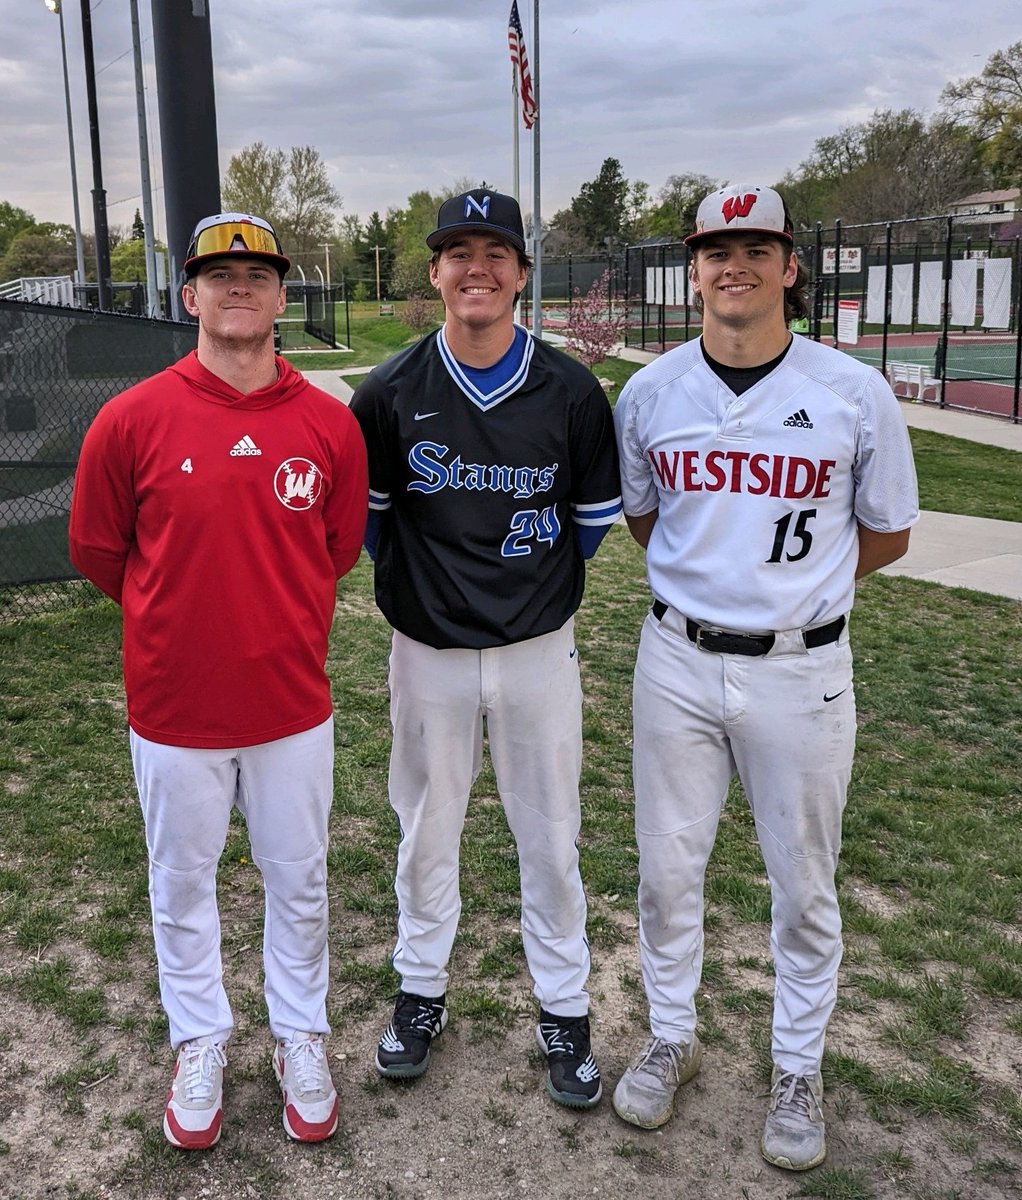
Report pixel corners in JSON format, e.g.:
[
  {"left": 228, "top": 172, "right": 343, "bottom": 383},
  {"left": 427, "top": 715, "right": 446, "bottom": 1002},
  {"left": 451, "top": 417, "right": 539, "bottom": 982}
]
[
  {"left": 625, "top": 213, "right": 1022, "bottom": 422},
  {"left": 516, "top": 255, "right": 625, "bottom": 332},
  {"left": 1, "top": 300, "right": 198, "bottom": 619}
]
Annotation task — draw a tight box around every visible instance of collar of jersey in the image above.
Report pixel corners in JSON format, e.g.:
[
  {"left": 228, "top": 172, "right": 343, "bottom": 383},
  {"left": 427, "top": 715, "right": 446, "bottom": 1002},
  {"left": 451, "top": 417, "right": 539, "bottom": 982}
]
[{"left": 436, "top": 324, "right": 534, "bottom": 411}]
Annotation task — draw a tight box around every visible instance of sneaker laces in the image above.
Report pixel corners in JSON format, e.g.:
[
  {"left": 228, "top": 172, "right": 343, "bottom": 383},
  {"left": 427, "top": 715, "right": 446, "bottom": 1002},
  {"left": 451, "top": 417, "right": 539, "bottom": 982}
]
[
  {"left": 770, "top": 1073, "right": 823, "bottom": 1122},
  {"left": 393, "top": 994, "right": 443, "bottom": 1037},
  {"left": 282, "top": 1036, "right": 329, "bottom": 1097},
  {"left": 539, "top": 1015, "right": 588, "bottom": 1060},
  {"left": 632, "top": 1036, "right": 685, "bottom": 1082},
  {"left": 180, "top": 1040, "right": 226, "bottom": 1104}
]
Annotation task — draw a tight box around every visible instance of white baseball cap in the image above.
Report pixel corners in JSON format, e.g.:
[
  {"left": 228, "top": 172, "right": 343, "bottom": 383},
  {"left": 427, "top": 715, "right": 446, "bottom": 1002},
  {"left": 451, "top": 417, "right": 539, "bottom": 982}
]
[
  {"left": 184, "top": 212, "right": 290, "bottom": 277},
  {"left": 685, "top": 184, "right": 794, "bottom": 247}
]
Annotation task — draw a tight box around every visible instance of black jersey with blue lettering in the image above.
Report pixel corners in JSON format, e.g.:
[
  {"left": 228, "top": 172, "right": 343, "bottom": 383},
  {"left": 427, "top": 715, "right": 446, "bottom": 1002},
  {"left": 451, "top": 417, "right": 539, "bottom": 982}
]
[{"left": 350, "top": 329, "right": 622, "bottom": 649}]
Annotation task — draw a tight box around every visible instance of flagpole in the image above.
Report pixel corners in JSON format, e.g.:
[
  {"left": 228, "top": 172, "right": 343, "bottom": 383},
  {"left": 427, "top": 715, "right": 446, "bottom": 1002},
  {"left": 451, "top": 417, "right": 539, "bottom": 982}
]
[
  {"left": 512, "top": 47, "right": 521, "bottom": 323},
  {"left": 512, "top": 57, "right": 520, "bottom": 203},
  {"left": 531, "top": 0, "right": 542, "bottom": 339}
]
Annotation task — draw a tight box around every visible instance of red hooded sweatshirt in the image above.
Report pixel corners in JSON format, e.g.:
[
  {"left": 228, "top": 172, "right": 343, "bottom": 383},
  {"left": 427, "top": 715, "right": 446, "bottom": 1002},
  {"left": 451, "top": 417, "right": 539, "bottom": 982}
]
[{"left": 69, "top": 351, "right": 368, "bottom": 748}]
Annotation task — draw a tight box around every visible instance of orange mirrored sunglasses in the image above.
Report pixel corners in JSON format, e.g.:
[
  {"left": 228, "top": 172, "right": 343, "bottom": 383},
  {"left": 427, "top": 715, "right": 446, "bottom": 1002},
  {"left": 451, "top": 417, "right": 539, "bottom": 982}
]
[{"left": 187, "top": 221, "right": 284, "bottom": 260}]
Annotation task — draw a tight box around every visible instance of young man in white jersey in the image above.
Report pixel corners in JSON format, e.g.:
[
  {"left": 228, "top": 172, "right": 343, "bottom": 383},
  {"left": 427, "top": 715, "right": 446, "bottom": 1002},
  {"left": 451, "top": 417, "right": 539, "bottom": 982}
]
[
  {"left": 69, "top": 213, "right": 368, "bottom": 1150},
  {"left": 611, "top": 184, "right": 918, "bottom": 1170},
  {"left": 350, "top": 188, "right": 621, "bottom": 1108}
]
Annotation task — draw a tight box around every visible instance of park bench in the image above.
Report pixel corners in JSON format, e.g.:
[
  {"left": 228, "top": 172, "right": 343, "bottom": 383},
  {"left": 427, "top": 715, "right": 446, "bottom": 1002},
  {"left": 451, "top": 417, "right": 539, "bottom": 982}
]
[{"left": 885, "top": 360, "right": 942, "bottom": 403}]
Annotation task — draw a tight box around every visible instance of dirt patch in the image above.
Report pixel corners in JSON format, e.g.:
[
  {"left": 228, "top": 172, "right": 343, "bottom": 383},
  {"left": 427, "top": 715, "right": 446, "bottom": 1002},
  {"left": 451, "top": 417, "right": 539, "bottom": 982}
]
[{"left": 3, "top": 928, "right": 1022, "bottom": 1200}]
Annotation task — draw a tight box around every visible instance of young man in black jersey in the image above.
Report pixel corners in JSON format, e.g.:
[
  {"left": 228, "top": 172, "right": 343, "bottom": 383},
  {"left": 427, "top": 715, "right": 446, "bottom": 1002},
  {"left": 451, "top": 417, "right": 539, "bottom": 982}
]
[{"left": 350, "top": 187, "right": 622, "bottom": 1108}]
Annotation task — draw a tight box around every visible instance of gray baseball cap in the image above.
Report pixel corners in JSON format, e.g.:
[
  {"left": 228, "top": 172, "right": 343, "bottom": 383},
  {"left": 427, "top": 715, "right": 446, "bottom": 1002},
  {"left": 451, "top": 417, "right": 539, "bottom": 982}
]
[{"left": 426, "top": 188, "right": 526, "bottom": 253}]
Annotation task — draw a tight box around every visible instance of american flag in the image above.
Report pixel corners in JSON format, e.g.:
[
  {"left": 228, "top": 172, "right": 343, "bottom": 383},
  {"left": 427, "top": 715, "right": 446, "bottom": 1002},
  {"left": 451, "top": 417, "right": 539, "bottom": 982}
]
[{"left": 508, "top": 1, "right": 537, "bottom": 130}]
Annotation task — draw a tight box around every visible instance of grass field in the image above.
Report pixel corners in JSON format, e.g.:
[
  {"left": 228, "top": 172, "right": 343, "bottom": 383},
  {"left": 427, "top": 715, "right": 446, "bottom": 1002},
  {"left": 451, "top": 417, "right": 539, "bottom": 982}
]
[
  {"left": 284, "top": 304, "right": 441, "bottom": 370},
  {"left": 1, "top": 333, "right": 1021, "bottom": 1196},
  {"left": 2, "top": 497, "right": 1021, "bottom": 1198}
]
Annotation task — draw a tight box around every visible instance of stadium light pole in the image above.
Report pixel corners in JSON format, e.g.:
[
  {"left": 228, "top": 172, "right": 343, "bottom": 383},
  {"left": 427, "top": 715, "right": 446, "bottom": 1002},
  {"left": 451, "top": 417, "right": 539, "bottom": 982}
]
[
  {"left": 44, "top": 0, "right": 87, "bottom": 299},
  {"left": 79, "top": 0, "right": 113, "bottom": 310},
  {"left": 129, "top": 0, "right": 161, "bottom": 317}
]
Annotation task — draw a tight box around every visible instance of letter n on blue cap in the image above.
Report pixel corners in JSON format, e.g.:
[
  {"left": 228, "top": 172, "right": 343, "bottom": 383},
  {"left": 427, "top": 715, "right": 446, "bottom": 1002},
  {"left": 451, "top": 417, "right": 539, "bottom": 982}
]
[{"left": 465, "top": 195, "right": 491, "bottom": 218}]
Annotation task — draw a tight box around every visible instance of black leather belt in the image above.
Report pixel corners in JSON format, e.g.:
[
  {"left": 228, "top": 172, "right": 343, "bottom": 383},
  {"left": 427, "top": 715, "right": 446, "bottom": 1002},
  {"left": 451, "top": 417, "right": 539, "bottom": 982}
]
[{"left": 651, "top": 599, "right": 845, "bottom": 656}]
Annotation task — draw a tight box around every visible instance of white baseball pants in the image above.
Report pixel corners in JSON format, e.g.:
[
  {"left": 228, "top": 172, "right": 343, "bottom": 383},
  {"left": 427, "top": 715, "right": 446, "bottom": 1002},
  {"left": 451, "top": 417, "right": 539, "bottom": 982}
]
[
  {"left": 130, "top": 718, "right": 334, "bottom": 1049},
  {"left": 387, "top": 621, "right": 591, "bottom": 1016},
  {"left": 632, "top": 607, "right": 855, "bottom": 1075}
]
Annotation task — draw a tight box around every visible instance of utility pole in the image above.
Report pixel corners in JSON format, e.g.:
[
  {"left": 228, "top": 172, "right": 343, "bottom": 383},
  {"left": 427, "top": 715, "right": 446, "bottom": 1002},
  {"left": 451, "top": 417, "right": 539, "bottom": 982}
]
[
  {"left": 321, "top": 243, "right": 333, "bottom": 291},
  {"left": 371, "top": 245, "right": 383, "bottom": 301}
]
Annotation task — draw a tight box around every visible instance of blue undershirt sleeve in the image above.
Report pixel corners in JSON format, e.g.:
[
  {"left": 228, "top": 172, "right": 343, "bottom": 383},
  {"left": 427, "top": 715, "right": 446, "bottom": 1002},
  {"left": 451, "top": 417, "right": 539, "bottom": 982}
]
[
  {"left": 574, "top": 522, "right": 612, "bottom": 560},
  {"left": 364, "top": 509, "right": 383, "bottom": 562}
]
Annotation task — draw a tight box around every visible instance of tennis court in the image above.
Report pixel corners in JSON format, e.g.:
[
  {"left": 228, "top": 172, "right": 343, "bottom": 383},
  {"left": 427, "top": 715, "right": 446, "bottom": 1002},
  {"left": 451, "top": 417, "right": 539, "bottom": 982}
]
[
  {"left": 845, "top": 332, "right": 1019, "bottom": 382},
  {"left": 843, "top": 333, "right": 1020, "bottom": 419}
]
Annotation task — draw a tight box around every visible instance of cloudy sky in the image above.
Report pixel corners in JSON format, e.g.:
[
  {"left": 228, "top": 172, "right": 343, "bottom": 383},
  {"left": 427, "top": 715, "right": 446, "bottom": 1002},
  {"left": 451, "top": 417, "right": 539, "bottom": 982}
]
[{"left": 1, "top": 0, "right": 1015, "bottom": 251}]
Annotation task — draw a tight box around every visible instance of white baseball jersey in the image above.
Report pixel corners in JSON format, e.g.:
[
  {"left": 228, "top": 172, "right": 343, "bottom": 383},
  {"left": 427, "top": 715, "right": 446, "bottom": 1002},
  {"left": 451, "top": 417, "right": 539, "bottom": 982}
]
[{"left": 614, "top": 335, "right": 919, "bottom": 630}]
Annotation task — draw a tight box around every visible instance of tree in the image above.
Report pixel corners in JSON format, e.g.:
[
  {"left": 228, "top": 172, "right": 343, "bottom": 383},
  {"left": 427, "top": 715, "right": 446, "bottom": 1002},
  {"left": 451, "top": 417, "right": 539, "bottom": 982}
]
[
  {"left": 131, "top": 208, "right": 145, "bottom": 241},
  {"left": 775, "top": 168, "right": 832, "bottom": 234},
  {"left": 554, "top": 158, "right": 630, "bottom": 250},
  {"left": 360, "top": 210, "right": 393, "bottom": 297},
  {"left": 544, "top": 207, "right": 591, "bottom": 254},
  {"left": 402, "top": 293, "right": 441, "bottom": 338},
  {"left": 386, "top": 182, "right": 474, "bottom": 299},
  {"left": 942, "top": 42, "right": 1022, "bottom": 185},
  {"left": 563, "top": 270, "right": 629, "bottom": 369},
  {"left": 221, "top": 142, "right": 342, "bottom": 273},
  {"left": 0, "top": 224, "right": 76, "bottom": 280},
  {"left": 221, "top": 141, "right": 288, "bottom": 223},
  {"left": 647, "top": 173, "right": 722, "bottom": 240},
  {"left": 0, "top": 201, "right": 35, "bottom": 260},
  {"left": 284, "top": 145, "right": 342, "bottom": 265},
  {"left": 110, "top": 237, "right": 167, "bottom": 282},
  {"left": 622, "top": 179, "right": 654, "bottom": 244},
  {"left": 782, "top": 109, "right": 986, "bottom": 236}
]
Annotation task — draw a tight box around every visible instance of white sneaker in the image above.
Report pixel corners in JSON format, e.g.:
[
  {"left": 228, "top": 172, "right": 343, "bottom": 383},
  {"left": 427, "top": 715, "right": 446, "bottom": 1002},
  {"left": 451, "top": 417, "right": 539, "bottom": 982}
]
[
  {"left": 612, "top": 1034, "right": 702, "bottom": 1129},
  {"left": 761, "top": 1068, "right": 826, "bottom": 1171},
  {"left": 163, "top": 1037, "right": 227, "bottom": 1150},
  {"left": 273, "top": 1032, "right": 339, "bottom": 1142}
]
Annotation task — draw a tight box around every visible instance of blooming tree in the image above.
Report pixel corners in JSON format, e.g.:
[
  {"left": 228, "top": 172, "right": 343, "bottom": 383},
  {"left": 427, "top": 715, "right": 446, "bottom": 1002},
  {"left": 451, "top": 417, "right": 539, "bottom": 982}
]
[
  {"left": 563, "top": 270, "right": 629, "bottom": 369},
  {"left": 402, "top": 292, "right": 441, "bottom": 338}
]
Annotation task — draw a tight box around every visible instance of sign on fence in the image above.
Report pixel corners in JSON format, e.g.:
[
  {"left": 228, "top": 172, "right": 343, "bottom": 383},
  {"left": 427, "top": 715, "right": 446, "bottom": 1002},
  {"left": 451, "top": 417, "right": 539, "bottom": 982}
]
[
  {"left": 822, "top": 247, "right": 862, "bottom": 275},
  {"left": 836, "top": 299, "right": 860, "bottom": 345}
]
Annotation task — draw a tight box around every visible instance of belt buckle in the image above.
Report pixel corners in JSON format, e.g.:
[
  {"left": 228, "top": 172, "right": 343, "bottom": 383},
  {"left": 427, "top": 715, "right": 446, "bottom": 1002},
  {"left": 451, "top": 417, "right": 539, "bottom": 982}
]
[{"left": 694, "top": 624, "right": 724, "bottom": 651}]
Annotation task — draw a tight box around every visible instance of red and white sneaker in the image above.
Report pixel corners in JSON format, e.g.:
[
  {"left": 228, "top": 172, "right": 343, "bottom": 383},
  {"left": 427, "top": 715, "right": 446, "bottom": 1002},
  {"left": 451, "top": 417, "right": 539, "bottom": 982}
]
[
  {"left": 163, "top": 1037, "right": 227, "bottom": 1150},
  {"left": 273, "top": 1033, "right": 338, "bottom": 1142}
]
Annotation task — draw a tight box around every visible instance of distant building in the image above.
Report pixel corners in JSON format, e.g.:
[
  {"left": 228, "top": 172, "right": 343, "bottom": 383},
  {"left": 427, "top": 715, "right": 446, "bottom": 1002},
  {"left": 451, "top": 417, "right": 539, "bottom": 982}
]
[{"left": 948, "top": 188, "right": 1022, "bottom": 240}]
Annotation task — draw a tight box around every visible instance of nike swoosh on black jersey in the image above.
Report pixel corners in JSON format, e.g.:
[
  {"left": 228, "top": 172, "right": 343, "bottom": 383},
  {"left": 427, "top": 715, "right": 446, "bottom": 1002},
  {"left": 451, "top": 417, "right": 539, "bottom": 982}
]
[
  {"left": 823, "top": 689, "right": 848, "bottom": 703},
  {"left": 413, "top": 411, "right": 439, "bottom": 421}
]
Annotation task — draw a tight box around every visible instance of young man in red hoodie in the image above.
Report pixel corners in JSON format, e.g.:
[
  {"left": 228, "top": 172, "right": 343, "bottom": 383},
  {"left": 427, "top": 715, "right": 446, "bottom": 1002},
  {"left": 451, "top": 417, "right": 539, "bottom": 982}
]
[{"left": 69, "top": 213, "right": 368, "bottom": 1150}]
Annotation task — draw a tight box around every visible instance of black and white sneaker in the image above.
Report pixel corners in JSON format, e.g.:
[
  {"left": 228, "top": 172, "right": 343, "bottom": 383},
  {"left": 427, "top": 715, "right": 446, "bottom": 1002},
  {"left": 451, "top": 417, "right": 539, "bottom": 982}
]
[
  {"left": 376, "top": 991, "right": 448, "bottom": 1079},
  {"left": 535, "top": 1009, "right": 602, "bottom": 1108}
]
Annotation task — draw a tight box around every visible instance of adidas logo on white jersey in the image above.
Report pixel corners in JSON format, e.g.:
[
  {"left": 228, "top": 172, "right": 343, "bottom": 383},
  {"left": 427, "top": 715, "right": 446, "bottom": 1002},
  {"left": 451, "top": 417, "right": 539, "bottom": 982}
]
[
  {"left": 783, "top": 408, "right": 814, "bottom": 429},
  {"left": 230, "top": 435, "right": 262, "bottom": 456}
]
